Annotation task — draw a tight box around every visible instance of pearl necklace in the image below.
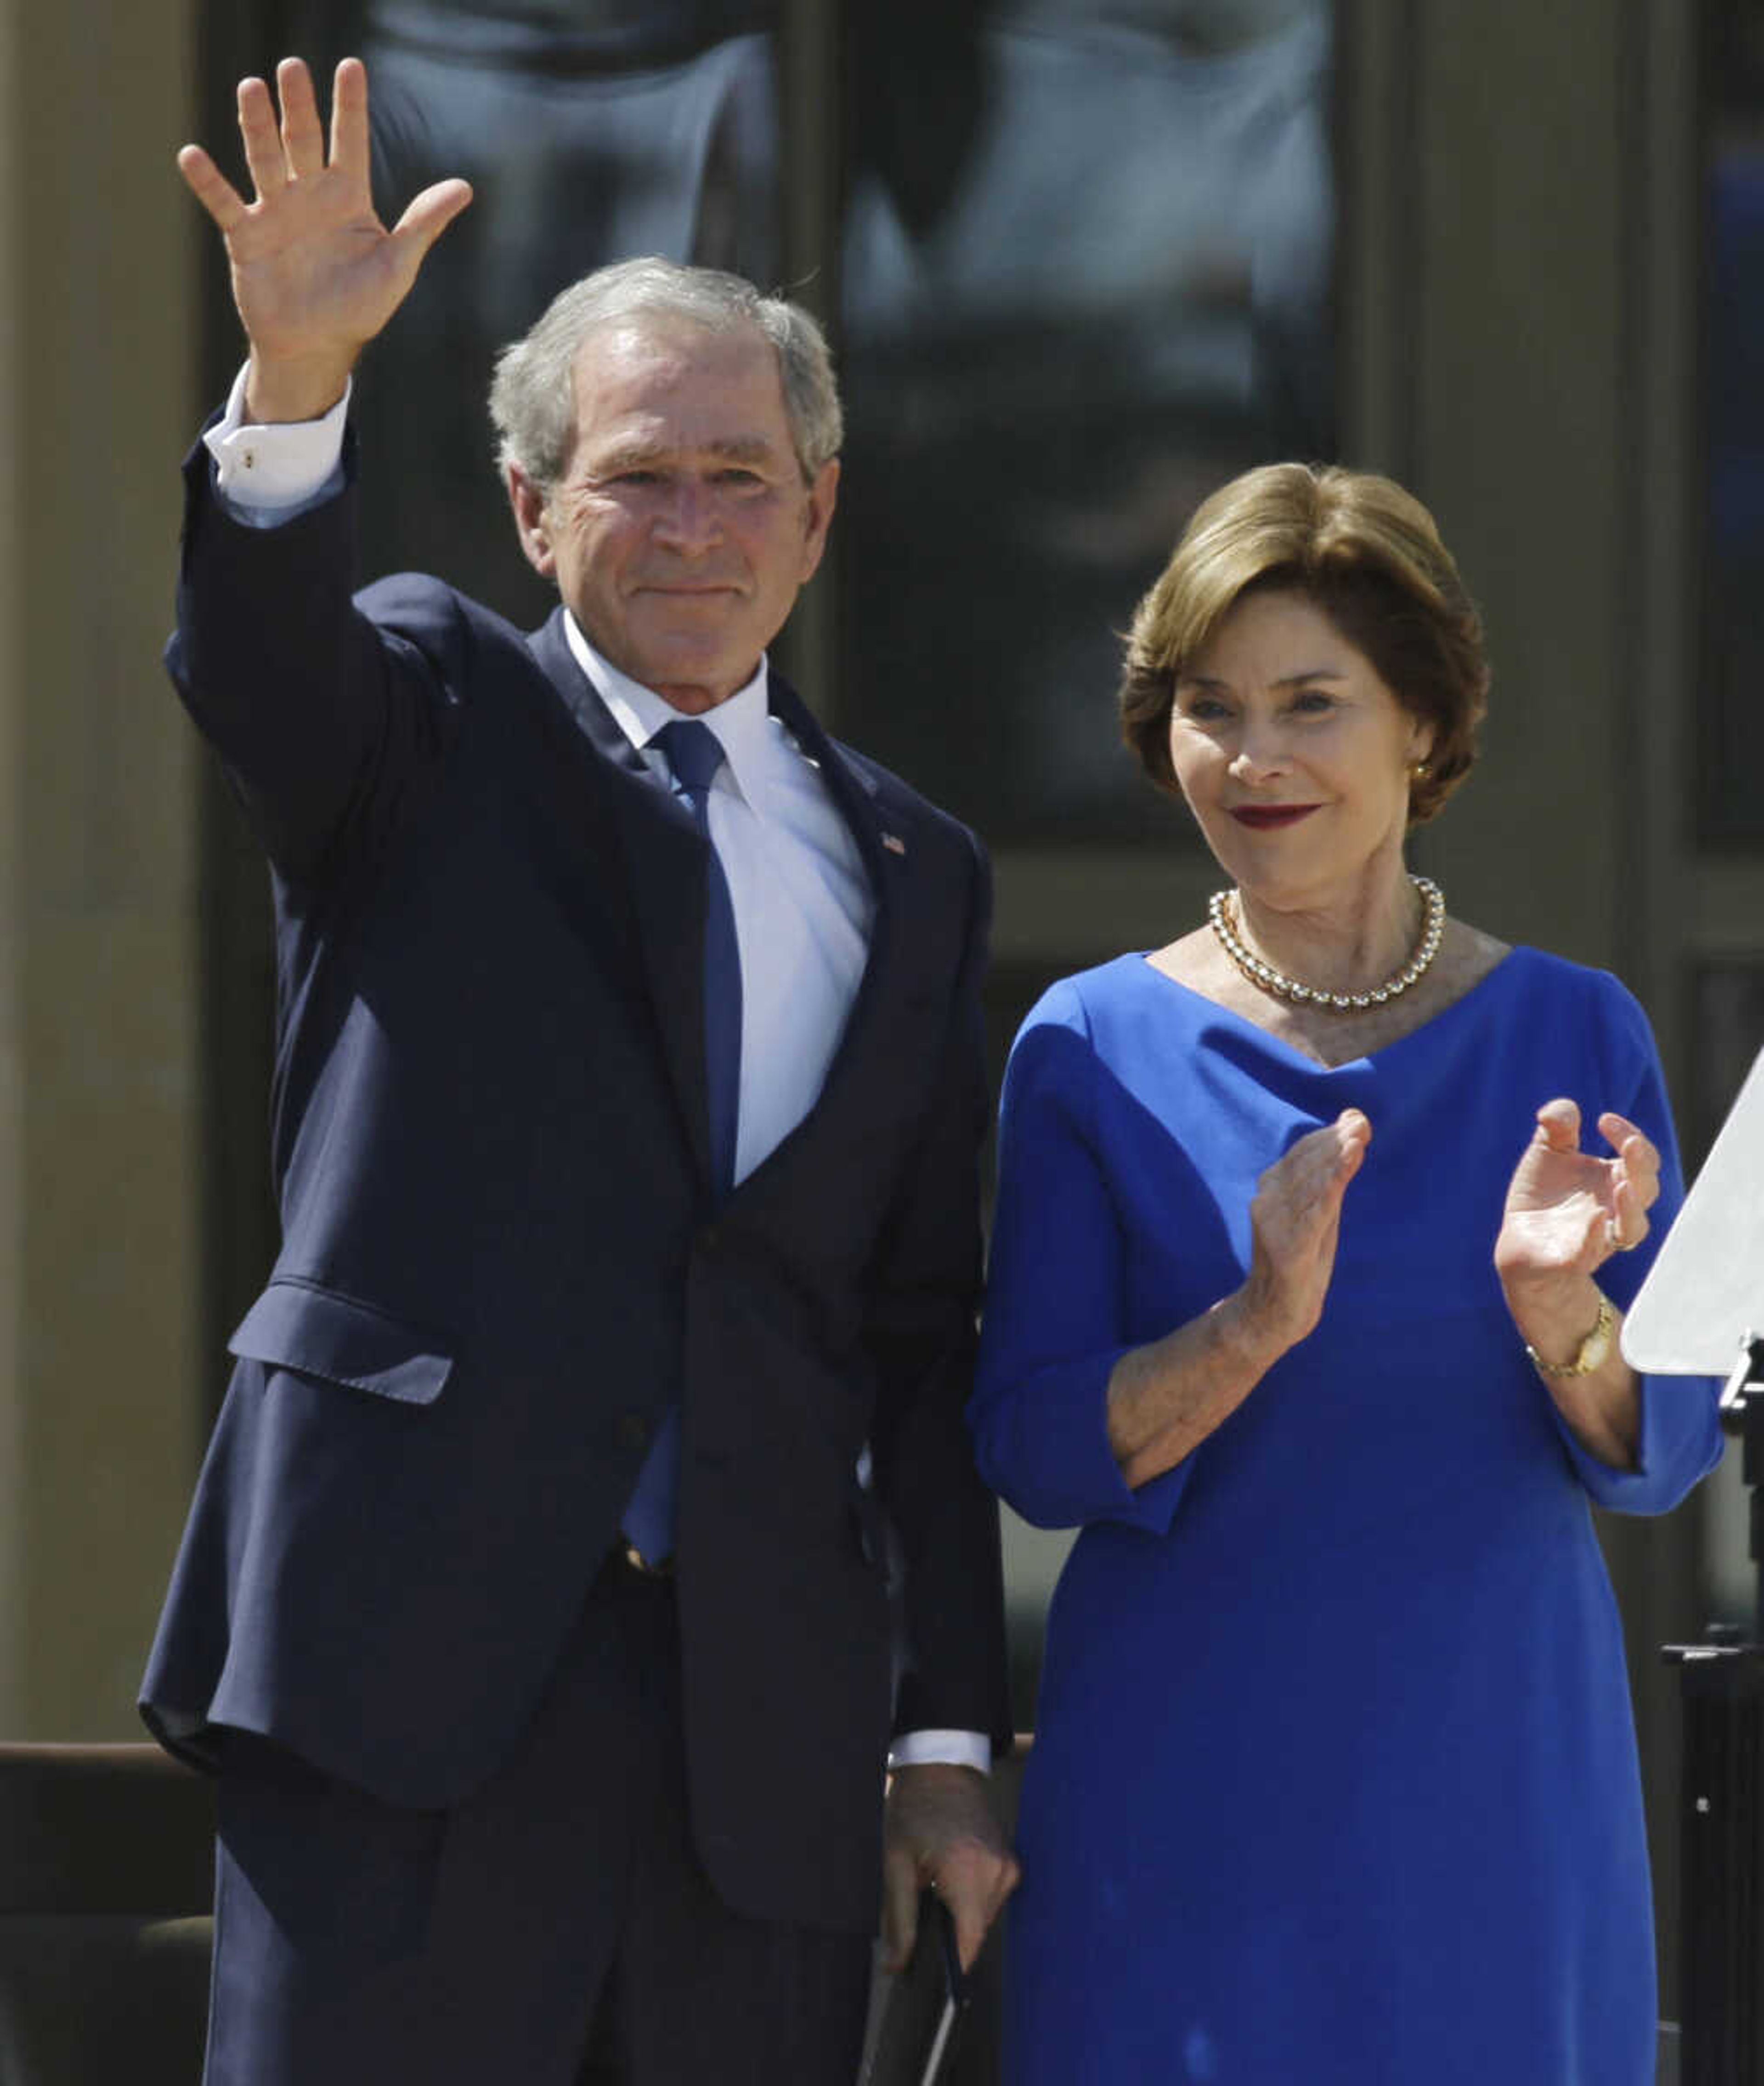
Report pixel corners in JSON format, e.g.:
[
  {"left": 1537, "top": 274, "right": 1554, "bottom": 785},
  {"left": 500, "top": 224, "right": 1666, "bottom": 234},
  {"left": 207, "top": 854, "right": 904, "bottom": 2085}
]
[{"left": 1207, "top": 875, "right": 1446, "bottom": 1012}]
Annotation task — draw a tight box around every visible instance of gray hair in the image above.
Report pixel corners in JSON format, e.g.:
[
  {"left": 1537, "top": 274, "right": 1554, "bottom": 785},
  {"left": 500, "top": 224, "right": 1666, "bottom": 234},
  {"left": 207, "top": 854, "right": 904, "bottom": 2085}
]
[{"left": 488, "top": 258, "right": 843, "bottom": 495}]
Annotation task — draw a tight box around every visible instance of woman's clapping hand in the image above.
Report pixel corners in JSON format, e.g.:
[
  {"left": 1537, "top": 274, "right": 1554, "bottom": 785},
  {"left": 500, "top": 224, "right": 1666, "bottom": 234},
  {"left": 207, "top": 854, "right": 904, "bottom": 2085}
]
[
  {"left": 1493, "top": 1100, "right": 1653, "bottom": 1468},
  {"left": 1239, "top": 1109, "right": 1373, "bottom": 1354},
  {"left": 1107, "top": 1108, "right": 1371, "bottom": 1484},
  {"left": 1495, "top": 1100, "right": 1658, "bottom": 1292}
]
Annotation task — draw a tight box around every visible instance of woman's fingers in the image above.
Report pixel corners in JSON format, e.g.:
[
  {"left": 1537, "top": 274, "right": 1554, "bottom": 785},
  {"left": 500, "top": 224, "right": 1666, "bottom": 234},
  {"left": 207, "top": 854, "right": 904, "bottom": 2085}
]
[
  {"left": 1315, "top": 1110, "right": 1371, "bottom": 1187},
  {"left": 1595, "top": 1111, "right": 1660, "bottom": 1249},
  {"left": 1307, "top": 1110, "right": 1371, "bottom": 1203},
  {"left": 1255, "top": 1111, "right": 1369, "bottom": 1263},
  {"left": 1600, "top": 1113, "right": 1660, "bottom": 1193},
  {"left": 1336, "top": 1106, "right": 1372, "bottom": 1152},
  {"left": 1604, "top": 1160, "right": 1652, "bottom": 1254},
  {"left": 1532, "top": 1096, "right": 1581, "bottom": 1150},
  {"left": 1609, "top": 1171, "right": 1648, "bottom": 1252},
  {"left": 1243, "top": 1112, "right": 1370, "bottom": 1342}
]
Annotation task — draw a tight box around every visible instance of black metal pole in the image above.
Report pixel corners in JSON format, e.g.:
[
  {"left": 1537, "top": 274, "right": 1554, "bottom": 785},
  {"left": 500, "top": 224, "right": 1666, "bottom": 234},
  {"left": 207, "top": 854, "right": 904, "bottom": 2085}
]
[{"left": 1664, "top": 1342, "right": 1764, "bottom": 2084}]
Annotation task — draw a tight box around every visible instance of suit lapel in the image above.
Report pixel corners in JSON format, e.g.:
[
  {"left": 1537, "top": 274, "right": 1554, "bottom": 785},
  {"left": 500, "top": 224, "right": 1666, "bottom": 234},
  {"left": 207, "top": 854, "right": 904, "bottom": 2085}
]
[
  {"left": 513, "top": 631, "right": 922, "bottom": 1206},
  {"left": 765, "top": 669, "right": 887, "bottom": 858},
  {"left": 524, "top": 610, "right": 718, "bottom": 1198},
  {"left": 766, "top": 669, "right": 897, "bottom": 981},
  {"left": 752, "top": 673, "right": 914, "bottom": 1169}
]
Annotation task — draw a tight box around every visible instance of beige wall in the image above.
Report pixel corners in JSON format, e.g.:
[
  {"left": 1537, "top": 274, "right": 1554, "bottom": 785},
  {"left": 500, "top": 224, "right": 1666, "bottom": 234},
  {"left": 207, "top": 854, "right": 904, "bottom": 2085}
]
[{"left": 0, "top": 0, "right": 202, "bottom": 1736}]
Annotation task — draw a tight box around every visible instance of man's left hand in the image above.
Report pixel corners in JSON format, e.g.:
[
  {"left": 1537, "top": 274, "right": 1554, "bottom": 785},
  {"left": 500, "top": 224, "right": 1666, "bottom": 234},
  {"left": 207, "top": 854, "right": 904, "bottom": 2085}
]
[{"left": 881, "top": 1762, "right": 1020, "bottom": 1974}]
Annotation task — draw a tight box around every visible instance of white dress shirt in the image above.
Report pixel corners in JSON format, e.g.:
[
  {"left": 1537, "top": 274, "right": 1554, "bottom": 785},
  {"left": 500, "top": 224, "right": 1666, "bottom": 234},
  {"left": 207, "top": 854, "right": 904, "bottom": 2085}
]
[
  {"left": 568, "top": 628, "right": 873, "bottom": 1189},
  {"left": 205, "top": 372, "right": 990, "bottom": 1773}
]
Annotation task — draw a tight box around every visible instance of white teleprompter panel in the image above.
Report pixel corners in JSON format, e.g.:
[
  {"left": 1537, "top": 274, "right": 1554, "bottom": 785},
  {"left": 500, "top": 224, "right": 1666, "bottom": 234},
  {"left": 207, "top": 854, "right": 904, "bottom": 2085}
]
[{"left": 1624, "top": 1044, "right": 1764, "bottom": 1381}]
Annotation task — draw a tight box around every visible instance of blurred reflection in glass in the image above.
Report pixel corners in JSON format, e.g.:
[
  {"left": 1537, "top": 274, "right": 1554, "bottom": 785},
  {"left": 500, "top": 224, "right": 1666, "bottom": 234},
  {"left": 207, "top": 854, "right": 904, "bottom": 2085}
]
[
  {"left": 1702, "top": 3, "right": 1764, "bottom": 843},
  {"left": 351, "top": 1, "right": 782, "bottom": 620},
  {"left": 839, "top": 0, "right": 1336, "bottom": 840},
  {"left": 262, "top": 0, "right": 1333, "bottom": 835}
]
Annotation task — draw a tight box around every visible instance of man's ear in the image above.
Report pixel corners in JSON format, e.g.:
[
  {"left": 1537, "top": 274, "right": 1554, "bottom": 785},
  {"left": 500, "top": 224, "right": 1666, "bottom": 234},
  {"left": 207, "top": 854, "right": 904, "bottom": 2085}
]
[
  {"left": 506, "top": 464, "right": 556, "bottom": 578},
  {"left": 797, "top": 459, "right": 840, "bottom": 586}
]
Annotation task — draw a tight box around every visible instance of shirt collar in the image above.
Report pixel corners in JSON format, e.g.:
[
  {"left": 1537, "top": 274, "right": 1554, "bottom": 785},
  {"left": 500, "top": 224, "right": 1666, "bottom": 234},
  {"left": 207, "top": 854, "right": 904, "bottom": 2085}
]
[{"left": 562, "top": 614, "right": 771, "bottom": 783}]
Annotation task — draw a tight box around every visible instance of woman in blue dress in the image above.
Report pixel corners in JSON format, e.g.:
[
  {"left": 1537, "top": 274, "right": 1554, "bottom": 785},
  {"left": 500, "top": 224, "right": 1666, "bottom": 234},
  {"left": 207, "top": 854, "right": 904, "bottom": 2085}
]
[{"left": 968, "top": 462, "right": 1723, "bottom": 2084}]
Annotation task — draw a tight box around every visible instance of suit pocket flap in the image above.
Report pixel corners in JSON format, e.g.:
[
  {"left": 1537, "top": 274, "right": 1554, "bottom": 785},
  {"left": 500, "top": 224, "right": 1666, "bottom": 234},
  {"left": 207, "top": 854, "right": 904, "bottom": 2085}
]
[{"left": 227, "top": 1283, "right": 453, "bottom": 1406}]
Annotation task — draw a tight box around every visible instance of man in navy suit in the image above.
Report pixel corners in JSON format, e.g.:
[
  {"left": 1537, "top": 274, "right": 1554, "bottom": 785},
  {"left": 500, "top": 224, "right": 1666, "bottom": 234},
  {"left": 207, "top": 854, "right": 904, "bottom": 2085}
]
[{"left": 146, "top": 55, "right": 1016, "bottom": 2085}]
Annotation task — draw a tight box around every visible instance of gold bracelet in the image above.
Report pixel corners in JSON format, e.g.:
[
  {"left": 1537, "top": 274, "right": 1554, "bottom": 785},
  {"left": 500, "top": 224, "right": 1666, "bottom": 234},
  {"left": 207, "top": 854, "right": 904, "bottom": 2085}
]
[{"left": 1525, "top": 1293, "right": 1616, "bottom": 1379}]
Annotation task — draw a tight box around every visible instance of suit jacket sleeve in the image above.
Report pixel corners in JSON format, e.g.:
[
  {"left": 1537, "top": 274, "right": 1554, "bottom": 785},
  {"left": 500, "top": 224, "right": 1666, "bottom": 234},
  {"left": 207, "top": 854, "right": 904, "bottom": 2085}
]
[
  {"left": 866, "top": 830, "right": 1014, "bottom": 1752},
  {"left": 165, "top": 425, "right": 453, "bottom": 889}
]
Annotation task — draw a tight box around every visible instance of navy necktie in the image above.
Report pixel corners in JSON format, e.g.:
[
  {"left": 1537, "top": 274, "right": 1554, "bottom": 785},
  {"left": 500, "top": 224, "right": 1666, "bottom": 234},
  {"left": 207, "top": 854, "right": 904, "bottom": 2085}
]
[
  {"left": 651, "top": 720, "right": 743, "bottom": 1194},
  {"left": 621, "top": 718, "right": 743, "bottom": 1564}
]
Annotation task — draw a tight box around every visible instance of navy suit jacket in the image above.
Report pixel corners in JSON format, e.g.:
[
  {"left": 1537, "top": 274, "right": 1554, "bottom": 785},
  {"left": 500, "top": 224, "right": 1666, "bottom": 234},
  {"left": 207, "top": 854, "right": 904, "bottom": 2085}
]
[{"left": 142, "top": 434, "right": 1012, "bottom": 1935}]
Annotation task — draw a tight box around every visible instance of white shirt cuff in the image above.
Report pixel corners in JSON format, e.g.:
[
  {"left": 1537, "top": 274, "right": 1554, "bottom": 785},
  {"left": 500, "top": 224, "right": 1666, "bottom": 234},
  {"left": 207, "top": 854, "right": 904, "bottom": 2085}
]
[
  {"left": 887, "top": 1729, "right": 992, "bottom": 1774},
  {"left": 204, "top": 363, "right": 351, "bottom": 518}
]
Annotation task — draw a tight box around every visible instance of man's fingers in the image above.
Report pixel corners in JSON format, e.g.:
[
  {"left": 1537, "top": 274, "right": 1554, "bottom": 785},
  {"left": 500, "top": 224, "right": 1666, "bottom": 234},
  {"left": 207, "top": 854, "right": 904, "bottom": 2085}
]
[
  {"left": 391, "top": 179, "right": 475, "bottom": 264},
  {"left": 328, "top": 57, "right": 372, "bottom": 181},
  {"left": 930, "top": 1842, "right": 1022, "bottom": 1966},
  {"left": 277, "top": 56, "right": 325, "bottom": 180},
  {"left": 940, "top": 1848, "right": 1022, "bottom": 1970},
  {"left": 879, "top": 1848, "right": 921, "bottom": 1975},
  {"left": 236, "top": 75, "right": 289, "bottom": 199},
  {"left": 882, "top": 1764, "right": 1016, "bottom": 1974},
  {"left": 950, "top": 1898, "right": 987, "bottom": 1975},
  {"left": 175, "top": 145, "right": 248, "bottom": 232}
]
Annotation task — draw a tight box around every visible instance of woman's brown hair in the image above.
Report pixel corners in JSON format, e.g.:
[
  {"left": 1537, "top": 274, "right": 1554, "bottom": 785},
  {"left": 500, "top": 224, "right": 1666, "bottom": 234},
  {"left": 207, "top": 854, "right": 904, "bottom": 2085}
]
[{"left": 1118, "top": 463, "right": 1488, "bottom": 825}]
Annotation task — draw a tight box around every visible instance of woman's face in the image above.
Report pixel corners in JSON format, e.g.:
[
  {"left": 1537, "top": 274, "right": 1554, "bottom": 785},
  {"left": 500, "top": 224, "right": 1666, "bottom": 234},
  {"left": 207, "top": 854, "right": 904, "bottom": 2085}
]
[{"left": 1167, "top": 588, "right": 1430, "bottom": 907}]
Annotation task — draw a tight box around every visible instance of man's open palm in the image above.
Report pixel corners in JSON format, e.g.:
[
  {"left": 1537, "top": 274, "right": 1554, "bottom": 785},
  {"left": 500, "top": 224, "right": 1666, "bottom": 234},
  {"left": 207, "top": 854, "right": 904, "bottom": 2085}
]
[{"left": 176, "top": 56, "right": 471, "bottom": 419}]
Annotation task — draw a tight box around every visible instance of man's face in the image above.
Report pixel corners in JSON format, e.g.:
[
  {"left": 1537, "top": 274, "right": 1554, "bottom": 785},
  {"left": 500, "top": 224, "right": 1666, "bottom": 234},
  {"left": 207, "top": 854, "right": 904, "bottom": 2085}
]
[{"left": 507, "top": 318, "right": 839, "bottom": 714}]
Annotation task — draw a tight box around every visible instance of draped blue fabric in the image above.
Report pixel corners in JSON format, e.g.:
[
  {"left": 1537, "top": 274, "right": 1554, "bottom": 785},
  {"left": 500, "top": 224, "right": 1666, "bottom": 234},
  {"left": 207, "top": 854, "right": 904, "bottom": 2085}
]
[{"left": 970, "top": 948, "right": 1722, "bottom": 2085}]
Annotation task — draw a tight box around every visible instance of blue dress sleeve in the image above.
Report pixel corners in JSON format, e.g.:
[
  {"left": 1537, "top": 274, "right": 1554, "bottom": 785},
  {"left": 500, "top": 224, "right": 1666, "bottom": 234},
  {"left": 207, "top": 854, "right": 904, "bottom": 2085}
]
[
  {"left": 1544, "top": 979, "right": 1723, "bottom": 1514},
  {"left": 968, "top": 981, "right": 1191, "bottom": 1533}
]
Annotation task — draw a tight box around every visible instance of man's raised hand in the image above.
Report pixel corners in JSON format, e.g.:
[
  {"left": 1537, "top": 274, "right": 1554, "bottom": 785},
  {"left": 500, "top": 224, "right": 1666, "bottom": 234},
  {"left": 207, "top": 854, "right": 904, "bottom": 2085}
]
[{"left": 176, "top": 57, "right": 471, "bottom": 423}]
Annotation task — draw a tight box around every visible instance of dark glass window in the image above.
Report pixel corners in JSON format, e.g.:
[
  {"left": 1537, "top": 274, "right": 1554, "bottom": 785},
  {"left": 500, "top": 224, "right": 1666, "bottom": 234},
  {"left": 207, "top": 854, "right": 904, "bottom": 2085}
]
[
  {"left": 1700, "top": 3, "right": 1764, "bottom": 842},
  {"left": 359, "top": 2, "right": 784, "bottom": 622},
  {"left": 206, "top": 0, "right": 1335, "bottom": 827},
  {"left": 837, "top": 0, "right": 1338, "bottom": 841},
  {"left": 1690, "top": 959, "right": 1764, "bottom": 1167}
]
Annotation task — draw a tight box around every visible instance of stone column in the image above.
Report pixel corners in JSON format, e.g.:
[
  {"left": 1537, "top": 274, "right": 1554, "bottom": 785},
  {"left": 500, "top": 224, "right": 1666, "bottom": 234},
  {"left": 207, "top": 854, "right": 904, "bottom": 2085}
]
[{"left": 0, "top": 0, "right": 202, "bottom": 1736}]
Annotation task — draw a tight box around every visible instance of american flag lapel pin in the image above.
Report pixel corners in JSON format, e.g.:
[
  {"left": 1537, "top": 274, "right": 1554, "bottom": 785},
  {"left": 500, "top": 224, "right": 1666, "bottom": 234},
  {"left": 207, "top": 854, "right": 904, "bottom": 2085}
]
[{"left": 881, "top": 831, "right": 907, "bottom": 856}]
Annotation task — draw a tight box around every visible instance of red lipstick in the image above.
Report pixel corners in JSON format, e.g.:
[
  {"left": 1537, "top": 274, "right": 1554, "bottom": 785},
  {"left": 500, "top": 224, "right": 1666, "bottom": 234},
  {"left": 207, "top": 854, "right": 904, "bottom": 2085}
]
[{"left": 1230, "top": 805, "right": 1318, "bottom": 829}]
